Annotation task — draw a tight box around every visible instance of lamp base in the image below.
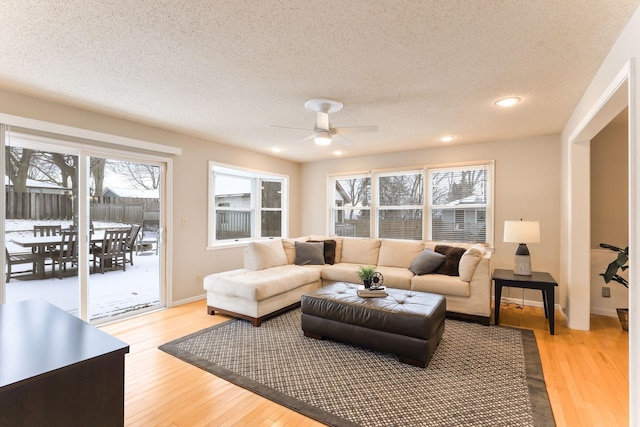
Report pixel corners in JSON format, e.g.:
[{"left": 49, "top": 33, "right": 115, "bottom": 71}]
[{"left": 514, "top": 254, "right": 532, "bottom": 275}]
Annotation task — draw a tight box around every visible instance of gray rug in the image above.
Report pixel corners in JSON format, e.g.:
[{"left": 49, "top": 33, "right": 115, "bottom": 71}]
[{"left": 159, "top": 309, "right": 555, "bottom": 427}]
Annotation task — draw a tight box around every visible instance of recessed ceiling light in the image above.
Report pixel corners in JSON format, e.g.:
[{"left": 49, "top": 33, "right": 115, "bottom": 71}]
[
  {"left": 495, "top": 97, "right": 521, "bottom": 107},
  {"left": 440, "top": 135, "right": 453, "bottom": 142},
  {"left": 333, "top": 150, "right": 343, "bottom": 156},
  {"left": 271, "top": 147, "right": 282, "bottom": 153}
]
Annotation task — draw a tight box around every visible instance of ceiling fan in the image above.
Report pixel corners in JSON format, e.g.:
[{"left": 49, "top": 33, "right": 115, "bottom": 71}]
[{"left": 271, "top": 98, "right": 378, "bottom": 146}]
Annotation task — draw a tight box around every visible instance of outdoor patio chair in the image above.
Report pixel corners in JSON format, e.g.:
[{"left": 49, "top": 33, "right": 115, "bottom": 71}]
[
  {"left": 33, "top": 225, "right": 62, "bottom": 237},
  {"left": 33, "top": 224, "right": 62, "bottom": 265},
  {"left": 137, "top": 219, "right": 159, "bottom": 255},
  {"left": 91, "top": 229, "right": 128, "bottom": 274},
  {"left": 50, "top": 231, "right": 78, "bottom": 279},
  {"left": 5, "top": 247, "right": 44, "bottom": 282},
  {"left": 125, "top": 224, "right": 141, "bottom": 265}
]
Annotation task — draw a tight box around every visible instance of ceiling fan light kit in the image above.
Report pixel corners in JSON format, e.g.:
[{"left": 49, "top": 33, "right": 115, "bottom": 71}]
[{"left": 313, "top": 131, "right": 332, "bottom": 145}]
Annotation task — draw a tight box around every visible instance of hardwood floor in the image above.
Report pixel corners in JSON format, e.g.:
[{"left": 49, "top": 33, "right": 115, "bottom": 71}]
[{"left": 100, "top": 300, "right": 629, "bottom": 426}]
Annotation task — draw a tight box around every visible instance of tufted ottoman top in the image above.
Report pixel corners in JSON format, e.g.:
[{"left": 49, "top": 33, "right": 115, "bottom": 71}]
[{"left": 301, "top": 282, "right": 446, "bottom": 340}]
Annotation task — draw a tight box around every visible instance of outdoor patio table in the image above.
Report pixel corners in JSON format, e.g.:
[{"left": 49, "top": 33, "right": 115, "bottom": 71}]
[{"left": 11, "top": 232, "right": 105, "bottom": 278}]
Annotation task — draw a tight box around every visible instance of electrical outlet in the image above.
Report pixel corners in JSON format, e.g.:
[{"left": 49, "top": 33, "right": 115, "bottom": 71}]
[
  {"left": 196, "top": 274, "right": 203, "bottom": 284},
  {"left": 602, "top": 287, "right": 611, "bottom": 298}
]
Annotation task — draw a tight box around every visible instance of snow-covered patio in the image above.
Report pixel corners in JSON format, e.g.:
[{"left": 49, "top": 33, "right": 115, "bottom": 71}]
[{"left": 5, "top": 220, "right": 161, "bottom": 322}]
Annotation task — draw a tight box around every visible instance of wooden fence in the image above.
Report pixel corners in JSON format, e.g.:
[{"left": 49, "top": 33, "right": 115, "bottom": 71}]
[{"left": 5, "top": 191, "right": 159, "bottom": 224}]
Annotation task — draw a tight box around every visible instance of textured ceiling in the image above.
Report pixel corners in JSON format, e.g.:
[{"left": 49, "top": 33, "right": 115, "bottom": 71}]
[{"left": 0, "top": 1, "right": 638, "bottom": 162}]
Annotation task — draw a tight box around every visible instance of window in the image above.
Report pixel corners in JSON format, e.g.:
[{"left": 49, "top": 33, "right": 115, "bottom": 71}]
[
  {"left": 427, "top": 162, "right": 493, "bottom": 244},
  {"left": 377, "top": 170, "right": 423, "bottom": 240},
  {"left": 331, "top": 174, "right": 371, "bottom": 237},
  {"left": 329, "top": 161, "right": 493, "bottom": 245},
  {"left": 210, "top": 163, "right": 287, "bottom": 244}
]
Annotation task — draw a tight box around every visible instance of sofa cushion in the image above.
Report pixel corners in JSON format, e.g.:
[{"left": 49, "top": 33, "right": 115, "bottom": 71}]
[
  {"left": 374, "top": 266, "right": 414, "bottom": 290},
  {"left": 245, "top": 240, "right": 288, "bottom": 271},
  {"left": 409, "top": 248, "right": 446, "bottom": 275},
  {"left": 377, "top": 240, "right": 424, "bottom": 268},
  {"left": 411, "top": 273, "right": 471, "bottom": 297},
  {"left": 341, "top": 238, "right": 381, "bottom": 265},
  {"left": 458, "top": 244, "right": 488, "bottom": 282},
  {"left": 434, "top": 245, "right": 467, "bottom": 276},
  {"left": 320, "top": 262, "right": 363, "bottom": 284},
  {"left": 308, "top": 239, "right": 337, "bottom": 264},
  {"left": 295, "top": 241, "right": 325, "bottom": 265},
  {"left": 204, "top": 265, "right": 320, "bottom": 301}
]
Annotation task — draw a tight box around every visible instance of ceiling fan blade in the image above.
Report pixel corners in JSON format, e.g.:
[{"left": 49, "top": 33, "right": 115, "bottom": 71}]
[
  {"left": 333, "top": 125, "right": 378, "bottom": 134},
  {"left": 269, "top": 125, "right": 314, "bottom": 132},
  {"left": 334, "top": 134, "right": 353, "bottom": 146}
]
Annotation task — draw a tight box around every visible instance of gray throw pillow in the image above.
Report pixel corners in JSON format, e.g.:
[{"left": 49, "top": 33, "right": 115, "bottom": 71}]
[
  {"left": 409, "top": 248, "right": 446, "bottom": 275},
  {"left": 294, "top": 241, "right": 325, "bottom": 265}
]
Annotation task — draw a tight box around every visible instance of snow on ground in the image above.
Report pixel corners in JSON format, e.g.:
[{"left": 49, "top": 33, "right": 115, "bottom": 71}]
[{"left": 5, "top": 219, "right": 160, "bottom": 322}]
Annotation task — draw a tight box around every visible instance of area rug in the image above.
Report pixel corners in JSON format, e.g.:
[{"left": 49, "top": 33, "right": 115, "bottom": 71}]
[{"left": 159, "top": 309, "right": 555, "bottom": 427}]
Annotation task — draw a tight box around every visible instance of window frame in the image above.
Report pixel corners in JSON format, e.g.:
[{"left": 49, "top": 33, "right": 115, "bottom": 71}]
[
  {"left": 329, "top": 172, "right": 372, "bottom": 238},
  {"left": 208, "top": 162, "right": 288, "bottom": 248},
  {"left": 426, "top": 161, "right": 494, "bottom": 245},
  {"left": 328, "top": 161, "right": 494, "bottom": 246},
  {"left": 375, "top": 169, "right": 424, "bottom": 240}
]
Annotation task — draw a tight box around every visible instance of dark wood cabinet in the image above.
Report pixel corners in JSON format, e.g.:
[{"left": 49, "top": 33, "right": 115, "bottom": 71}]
[{"left": 0, "top": 299, "right": 129, "bottom": 426}]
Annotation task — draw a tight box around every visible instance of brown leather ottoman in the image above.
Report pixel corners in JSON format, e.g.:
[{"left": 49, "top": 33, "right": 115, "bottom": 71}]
[{"left": 301, "top": 282, "right": 446, "bottom": 367}]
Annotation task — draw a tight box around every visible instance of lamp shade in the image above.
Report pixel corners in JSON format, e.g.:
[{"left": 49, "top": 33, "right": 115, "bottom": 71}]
[{"left": 504, "top": 220, "right": 540, "bottom": 243}]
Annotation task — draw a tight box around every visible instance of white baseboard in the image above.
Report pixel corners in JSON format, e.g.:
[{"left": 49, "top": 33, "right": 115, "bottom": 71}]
[
  {"left": 589, "top": 307, "right": 620, "bottom": 318},
  {"left": 171, "top": 294, "right": 207, "bottom": 307}
]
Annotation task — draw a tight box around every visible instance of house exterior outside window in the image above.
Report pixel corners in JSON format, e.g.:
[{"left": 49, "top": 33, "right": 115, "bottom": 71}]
[{"left": 331, "top": 174, "right": 370, "bottom": 237}]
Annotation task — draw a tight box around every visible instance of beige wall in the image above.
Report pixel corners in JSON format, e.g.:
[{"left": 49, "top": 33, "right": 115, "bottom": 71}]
[
  {"left": 0, "top": 88, "right": 303, "bottom": 303},
  {"left": 301, "top": 135, "right": 561, "bottom": 303},
  {"left": 590, "top": 118, "right": 628, "bottom": 249}
]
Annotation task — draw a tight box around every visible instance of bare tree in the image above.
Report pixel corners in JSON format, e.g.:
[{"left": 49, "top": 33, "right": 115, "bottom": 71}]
[
  {"left": 338, "top": 177, "right": 370, "bottom": 220},
  {"left": 107, "top": 161, "right": 159, "bottom": 190},
  {"left": 431, "top": 169, "right": 486, "bottom": 204},
  {"left": 5, "top": 147, "right": 33, "bottom": 192},
  {"left": 91, "top": 158, "right": 106, "bottom": 197}
]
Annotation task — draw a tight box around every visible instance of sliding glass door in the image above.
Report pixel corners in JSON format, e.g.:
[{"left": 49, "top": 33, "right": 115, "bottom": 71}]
[
  {"left": 87, "top": 155, "right": 162, "bottom": 322},
  {"left": 2, "top": 128, "right": 167, "bottom": 323}
]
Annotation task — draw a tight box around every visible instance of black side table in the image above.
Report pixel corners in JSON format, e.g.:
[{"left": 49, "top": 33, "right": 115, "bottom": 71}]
[{"left": 492, "top": 268, "right": 558, "bottom": 335}]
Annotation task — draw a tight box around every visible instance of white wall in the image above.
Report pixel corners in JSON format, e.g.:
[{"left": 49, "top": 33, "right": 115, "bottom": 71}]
[
  {"left": 0, "top": 88, "right": 304, "bottom": 304},
  {"left": 301, "top": 135, "right": 561, "bottom": 304},
  {"left": 561, "top": 4, "right": 640, "bottom": 424}
]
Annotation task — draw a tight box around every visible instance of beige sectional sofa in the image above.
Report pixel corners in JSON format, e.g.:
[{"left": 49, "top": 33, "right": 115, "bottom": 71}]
[{"left": 204, "top": 236, "right": 492, "bottom": 326}]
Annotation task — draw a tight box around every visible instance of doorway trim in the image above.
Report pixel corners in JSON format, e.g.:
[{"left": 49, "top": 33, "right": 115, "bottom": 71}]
[{"left": 566, "top": 59, "right": 636, "bottom": 421}]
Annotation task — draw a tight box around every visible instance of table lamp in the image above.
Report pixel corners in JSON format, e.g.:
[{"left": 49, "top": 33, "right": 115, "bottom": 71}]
[{"left": 504, "top": 219, "right": 540, "bottom": 275}]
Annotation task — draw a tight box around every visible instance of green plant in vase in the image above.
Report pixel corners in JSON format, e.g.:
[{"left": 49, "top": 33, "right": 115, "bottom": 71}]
[
  {"left": 357, "top": 265, "right": 377, "bottom": 288},
  {"left": 599, "top": 243, "right": 629, "bottom": 331}
]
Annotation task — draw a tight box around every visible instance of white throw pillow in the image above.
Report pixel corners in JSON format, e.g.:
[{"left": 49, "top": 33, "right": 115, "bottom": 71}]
[
  {"left": 458, "top": 244, "right": 487, "bottom": 282},
  {"left": 245, "top": 240, "right": 288, "bottom": 271}
]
